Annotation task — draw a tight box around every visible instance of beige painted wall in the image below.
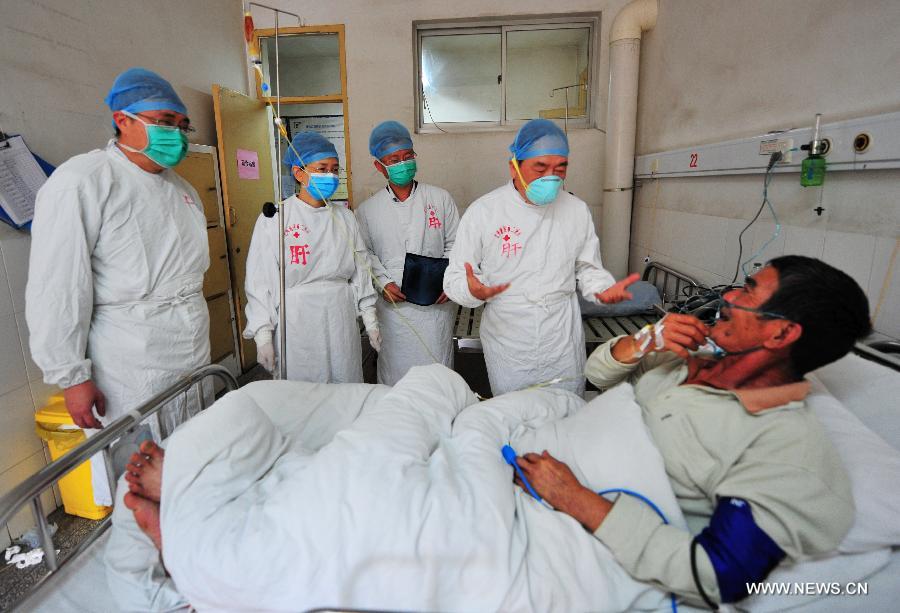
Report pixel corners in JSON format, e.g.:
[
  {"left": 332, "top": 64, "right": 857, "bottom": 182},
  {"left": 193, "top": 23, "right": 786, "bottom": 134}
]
[
  {"left": 249, "top": 0, "right": 630, "bottom": 217},
  {"left": 632, "top": 0, "right": 900, "bottom": 339},
  {"left": 0, "top": 0, "right": 246, "bottom": 545}
]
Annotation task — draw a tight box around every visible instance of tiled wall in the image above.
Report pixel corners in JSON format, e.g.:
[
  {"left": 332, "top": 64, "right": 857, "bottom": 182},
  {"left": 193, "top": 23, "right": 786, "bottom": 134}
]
[
  {"left": 0, "top": 224, "right": 59, "bottom": 546},
  {"left": 628, "top": 171, "right": 900, "bottom": 340}
]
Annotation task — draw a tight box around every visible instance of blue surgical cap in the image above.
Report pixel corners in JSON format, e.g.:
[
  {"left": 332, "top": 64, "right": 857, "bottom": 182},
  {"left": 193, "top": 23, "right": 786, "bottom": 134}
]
[
  {"left": 105, "top": 68, "right": 188, "bottom": 116},
  {"left": 284, "top": 131, "right": 338, "bottom": 167},
  {"left": 369, "top": 120, "right": 414, "bottom": 159},
  {"left": 509, "top": 119, "right": 569, "bottom": 160}
]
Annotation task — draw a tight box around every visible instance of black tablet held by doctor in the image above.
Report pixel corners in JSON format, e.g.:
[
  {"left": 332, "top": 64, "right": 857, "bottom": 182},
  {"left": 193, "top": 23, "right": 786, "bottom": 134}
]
[{"left": 401, "top": 252, "right": 450, "bottom": 306}]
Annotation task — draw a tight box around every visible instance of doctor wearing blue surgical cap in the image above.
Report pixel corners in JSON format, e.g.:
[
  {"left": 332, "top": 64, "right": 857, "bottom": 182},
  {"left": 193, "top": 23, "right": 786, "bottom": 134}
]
[
  {"left": 26, "top": 68, "right": 210, "bottom": 505},
  {"left": 243, "top": 131, "right": 378, "bottom": 383},
  {"left": 444, "top": 119, "right": 639, "bottom": 396},
  {"left": 355, "top": 121, "right": 460, "bottom": 385}
]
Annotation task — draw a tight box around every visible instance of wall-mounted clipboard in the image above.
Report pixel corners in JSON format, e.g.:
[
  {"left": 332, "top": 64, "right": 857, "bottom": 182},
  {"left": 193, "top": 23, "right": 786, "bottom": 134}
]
[{"left": 0, "top": 132, "right": 54, "bottom": 230}]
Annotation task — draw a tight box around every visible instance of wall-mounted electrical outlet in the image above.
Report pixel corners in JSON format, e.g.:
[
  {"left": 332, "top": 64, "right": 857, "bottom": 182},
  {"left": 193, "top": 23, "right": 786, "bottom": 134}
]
[{"left": 759, "top": 138, "right": 794, "bottom": 164}]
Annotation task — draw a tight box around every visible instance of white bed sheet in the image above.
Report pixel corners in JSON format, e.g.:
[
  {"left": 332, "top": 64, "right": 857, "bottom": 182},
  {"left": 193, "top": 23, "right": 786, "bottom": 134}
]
[{"left": 20, "top": 352, "right": 900, "bottom": 613}]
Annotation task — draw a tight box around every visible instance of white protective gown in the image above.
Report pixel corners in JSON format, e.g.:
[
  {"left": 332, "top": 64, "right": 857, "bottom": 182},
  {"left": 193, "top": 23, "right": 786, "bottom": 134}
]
[
  {"left": 443, "top": 182, "right": 615, "bottom": 397},
  {"left": 356, "top": 182, "right": 460, "bottom": 385},
  {"left": 243, "top": 196, "right": 376, "bottom": 383},
  {"left": 26, "top": 141, "right": 211, "bottom": 505}
]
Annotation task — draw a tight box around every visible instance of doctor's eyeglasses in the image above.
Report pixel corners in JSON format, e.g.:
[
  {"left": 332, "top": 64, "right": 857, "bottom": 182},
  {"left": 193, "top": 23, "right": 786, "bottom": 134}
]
[{"left": 133, "top": 113, "right": 196, "bottom": 135}]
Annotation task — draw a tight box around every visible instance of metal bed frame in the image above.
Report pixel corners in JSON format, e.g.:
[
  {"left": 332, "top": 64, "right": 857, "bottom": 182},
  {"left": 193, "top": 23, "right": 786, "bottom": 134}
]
[
  {"left": 453, "top": 261, "right": 701, "bottom": 351},
  {"left": 0, "top": 364, "right": 239, "bottom": 612}
]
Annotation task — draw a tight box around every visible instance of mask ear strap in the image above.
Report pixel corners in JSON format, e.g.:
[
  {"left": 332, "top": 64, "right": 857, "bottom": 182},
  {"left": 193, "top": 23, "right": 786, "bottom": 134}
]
[{"left": 511, "top": 157, "right": 530, "bottom": 190}]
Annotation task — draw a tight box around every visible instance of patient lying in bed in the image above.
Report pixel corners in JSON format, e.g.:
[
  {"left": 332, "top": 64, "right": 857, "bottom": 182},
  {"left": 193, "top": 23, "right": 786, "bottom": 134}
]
[
  {"left": 107, "top": 363, "right": 680, "bottom": 612},
  {"left": 111, "top": 256, "right": 872, "bottom": 612}
]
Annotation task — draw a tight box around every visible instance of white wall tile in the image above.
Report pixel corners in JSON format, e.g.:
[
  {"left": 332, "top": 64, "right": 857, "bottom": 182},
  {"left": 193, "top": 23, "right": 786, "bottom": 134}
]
[
  {"left": 870, "top": 238, "right": 900, "bottom": 339},
  {"left": 0, "top": 250, "right": 13, "bottom": 319},
  {"left": 29, "top": 379, "right": 61, "bottom": 411},
  {"left": 866, "top": 237, "right": 898, "bottom": 307},
  {"left": 821, "top": 230, "right": 877, "bottom": 292},
  {"left": 0, "top": 313, "right": 28, "bottom": 397},
  {"left": 0, "top": 230, "right": 30, "bottom": 314},
  {"left": 0, "top": 384, "right": 41, "bottom": 475},
  {"left": 14, "top": 312, "right": 41, "bottom": 382},
  {"left": 782, "top": 224, "right": 826, "bottom": 259},
  {"left": 630, "top": 205, "right": 656, "bottom": 252},
  {"left": 0, "top": 451, "right": 55, "bottom": 540},
  {"left": 684, "top": 212, "right": 730, "bottom": 277}
]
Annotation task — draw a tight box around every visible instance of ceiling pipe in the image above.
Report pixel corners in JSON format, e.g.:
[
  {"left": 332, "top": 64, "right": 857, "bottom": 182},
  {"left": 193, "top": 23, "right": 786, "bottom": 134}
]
[{"left": 601, "top": 0, "right": 658, "bottom": 278}]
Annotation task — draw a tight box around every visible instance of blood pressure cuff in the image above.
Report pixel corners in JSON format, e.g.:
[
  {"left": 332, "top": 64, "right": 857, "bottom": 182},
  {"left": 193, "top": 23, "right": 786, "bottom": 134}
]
[
  {"left": 401, "top": 253, "right": 449, "bottom": 306},
  {"left": 694, "top": 497, "right": 786, "bottom": 603}
]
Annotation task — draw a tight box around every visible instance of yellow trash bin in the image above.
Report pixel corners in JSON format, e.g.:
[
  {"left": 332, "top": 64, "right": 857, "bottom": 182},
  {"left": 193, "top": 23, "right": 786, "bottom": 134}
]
[{"left": 34, "top": 396, "right": 111, "bottom": 520}]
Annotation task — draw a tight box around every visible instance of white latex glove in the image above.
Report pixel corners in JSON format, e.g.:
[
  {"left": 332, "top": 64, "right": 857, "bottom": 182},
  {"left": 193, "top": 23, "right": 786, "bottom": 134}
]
[
  {"left": 367, "top": 327, "right": 382, "bottom": 352},
  {"left": 254, "top": 331, "right": 276, "bottom": 373},
  {"left": 361, "top": 309, "right": 381, "bottom": 352}
]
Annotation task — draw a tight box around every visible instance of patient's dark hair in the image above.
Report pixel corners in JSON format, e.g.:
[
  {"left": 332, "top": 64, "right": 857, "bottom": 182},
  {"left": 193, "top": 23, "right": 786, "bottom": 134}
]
[{"left": 762, "top": 255, "right": 871, "bottom": 376}]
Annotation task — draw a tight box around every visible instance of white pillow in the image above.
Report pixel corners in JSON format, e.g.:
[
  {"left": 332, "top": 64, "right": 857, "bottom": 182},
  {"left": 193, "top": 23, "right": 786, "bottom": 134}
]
[{"left": 805, "top": 376, "right": 900, "bottom": 553}]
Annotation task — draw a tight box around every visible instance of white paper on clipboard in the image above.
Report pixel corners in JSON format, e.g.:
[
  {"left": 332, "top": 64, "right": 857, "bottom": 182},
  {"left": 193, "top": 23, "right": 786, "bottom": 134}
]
[{"left": 0, "top": 135, "right": 48, "bottom": 226}]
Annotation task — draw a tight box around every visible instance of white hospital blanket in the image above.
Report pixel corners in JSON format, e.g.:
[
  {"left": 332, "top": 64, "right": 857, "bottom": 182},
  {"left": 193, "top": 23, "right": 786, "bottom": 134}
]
[{"left": 110, "top": 365, "right": 676, "bottom": 611}]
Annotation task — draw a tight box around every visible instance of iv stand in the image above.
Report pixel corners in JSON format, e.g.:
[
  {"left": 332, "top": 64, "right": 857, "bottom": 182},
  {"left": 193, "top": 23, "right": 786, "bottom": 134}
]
[
  {"left": 549, "top": 83, "right": 585, "bottom": 136},
  {"left": 247, "top": 2, "right": 301, "bottom": 380}
]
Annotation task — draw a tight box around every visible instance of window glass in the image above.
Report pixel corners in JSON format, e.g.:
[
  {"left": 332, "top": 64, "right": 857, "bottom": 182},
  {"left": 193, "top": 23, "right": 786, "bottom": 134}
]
[
  {"left": 420, "top": 32, "right": 502, "bottom": 124},
  {"left": 260, "top": 33, "right": 341, "bottom": 98}
]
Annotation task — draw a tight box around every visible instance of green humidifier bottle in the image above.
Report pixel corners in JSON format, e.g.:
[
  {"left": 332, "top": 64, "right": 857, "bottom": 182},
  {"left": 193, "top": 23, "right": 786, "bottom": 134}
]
[{"left": 801, "top": 113, "right": 826, "bottom": 187}]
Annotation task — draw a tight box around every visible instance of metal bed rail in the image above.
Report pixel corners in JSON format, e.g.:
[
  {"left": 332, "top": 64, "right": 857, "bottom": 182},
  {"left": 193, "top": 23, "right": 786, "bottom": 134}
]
[
  {"left": 0, "top": 364, "right": 238, "bottom": 609},
  {"left": 641, "top": 261, "right": 702, "bottom": 308}
]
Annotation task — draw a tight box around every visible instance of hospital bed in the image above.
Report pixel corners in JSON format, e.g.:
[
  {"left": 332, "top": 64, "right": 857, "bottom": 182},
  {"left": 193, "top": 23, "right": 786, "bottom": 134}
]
[
  {"left": 3, "top": 267, "right": 899, "bottom": 611},
  {"left": 5, "top": 343, "right": 897, "bottom": 612}
]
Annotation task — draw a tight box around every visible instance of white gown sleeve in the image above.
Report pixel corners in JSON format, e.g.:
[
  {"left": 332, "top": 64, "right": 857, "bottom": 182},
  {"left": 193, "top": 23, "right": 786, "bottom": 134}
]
[
  {"left": 355, "top": 205, "right": 391, "bottom": 290},
  {"left": 574, "top": 205, "right": 616, "bottom": 303},
  {"left": 443, "top": 205, "right": 485, "bottom": 308},
  {"left": 441, "top": 192, "right": 461, "bottom": 258},
  {"left": 25, "top": 179, "right": 100, "bottom": 389},
  {"left": 242, "top": 214, "right": 279, "bottom": 340}
]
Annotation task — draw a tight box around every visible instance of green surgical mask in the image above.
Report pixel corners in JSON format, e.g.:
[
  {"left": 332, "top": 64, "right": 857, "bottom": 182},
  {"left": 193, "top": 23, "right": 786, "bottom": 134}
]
[
  {"left": 120, "top": 110, "right": 189, "bottom": 168},
  {"left": 381, "top": 158, "right": 417, "bottom": 186}
]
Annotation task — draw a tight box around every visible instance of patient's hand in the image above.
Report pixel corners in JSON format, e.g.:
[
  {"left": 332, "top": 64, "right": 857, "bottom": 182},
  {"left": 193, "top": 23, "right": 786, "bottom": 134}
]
[{"left": 515, "top": 451, "right": 612, "bottom": 532}]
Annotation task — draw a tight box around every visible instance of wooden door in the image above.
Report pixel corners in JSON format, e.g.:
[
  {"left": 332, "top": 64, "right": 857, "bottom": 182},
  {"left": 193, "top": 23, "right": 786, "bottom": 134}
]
[{"left": 212, "top": 85, "right": 276, "bottom": 371}]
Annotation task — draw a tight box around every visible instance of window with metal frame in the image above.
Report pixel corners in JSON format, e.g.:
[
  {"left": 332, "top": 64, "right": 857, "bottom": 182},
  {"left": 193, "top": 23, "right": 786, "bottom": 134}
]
[{"left": 414, "top": 16, "right": 599, "bottom": 133}]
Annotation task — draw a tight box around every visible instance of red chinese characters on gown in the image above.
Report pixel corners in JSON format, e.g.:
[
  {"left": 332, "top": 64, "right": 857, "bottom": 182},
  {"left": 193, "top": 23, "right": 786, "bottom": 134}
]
[
  {"left": 494, "top": 225, "right": 523, "bottom": 258},
  {"left": 290, "top": 244, "right": 311, "bottom": 266}
]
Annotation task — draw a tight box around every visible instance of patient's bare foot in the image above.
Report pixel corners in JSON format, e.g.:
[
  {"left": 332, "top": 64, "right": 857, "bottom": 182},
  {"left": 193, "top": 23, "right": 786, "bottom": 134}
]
[
  {"left": 125, "top": 440, "right": 164, "bottom": 502},
  {"left": 124, "top": 492, "right": 162, "bottom": 551}
]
